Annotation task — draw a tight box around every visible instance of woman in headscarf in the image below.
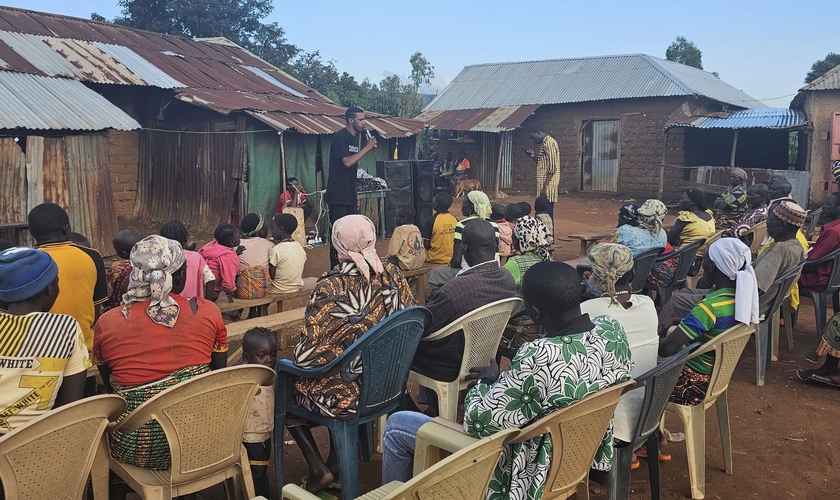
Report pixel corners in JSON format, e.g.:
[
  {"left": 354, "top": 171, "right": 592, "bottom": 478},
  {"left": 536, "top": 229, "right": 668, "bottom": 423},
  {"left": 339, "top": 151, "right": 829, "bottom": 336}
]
[
  {"left": 502, "top": 216, "right": 552, "bottom": 295},
  {"left": 580, "top": 243, "right": 659, "bottom": 468},
  {"left": 714, "top": 167, "right": 749, "bottom": 228},
  {"left": 93, "top": 235, "right": 229, "bottom": 469},
  {"left": 287, "top": 214, "right": 416, "bottom": 493},
  {"left": 236, "top": 213, "right": 275, "bottom": 301},
  {"left": 612, "top": 199, "right": 668, "bottom": 257},
  {"left": 617, "top": 203, "right": 640, "bottom": 228},
  {"left": 660, "top": 238, "right": 759, "bottom": 406},
  {"left": 429, "top": 190, "right": 500, "bottom": 290}
]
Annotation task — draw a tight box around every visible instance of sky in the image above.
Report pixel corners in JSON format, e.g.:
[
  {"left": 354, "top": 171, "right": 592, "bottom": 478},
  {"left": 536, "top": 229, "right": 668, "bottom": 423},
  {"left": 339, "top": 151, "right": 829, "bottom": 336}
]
[{"left": 1, "top": 0, "right": 834, "bottom": 106}]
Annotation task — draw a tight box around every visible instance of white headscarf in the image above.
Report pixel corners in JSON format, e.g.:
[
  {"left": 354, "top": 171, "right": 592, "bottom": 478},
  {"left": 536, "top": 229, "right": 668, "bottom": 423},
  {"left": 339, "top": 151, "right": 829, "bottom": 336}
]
[{"left": 706, "top": 238, "right": 759, "bottom": 325}]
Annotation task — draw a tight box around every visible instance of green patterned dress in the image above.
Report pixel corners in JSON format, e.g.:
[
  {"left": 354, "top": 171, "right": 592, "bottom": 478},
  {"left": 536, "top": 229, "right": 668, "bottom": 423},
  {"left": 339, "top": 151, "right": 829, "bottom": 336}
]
[{"left": 463, "top": 315, "right": 633, "bottom": 500}]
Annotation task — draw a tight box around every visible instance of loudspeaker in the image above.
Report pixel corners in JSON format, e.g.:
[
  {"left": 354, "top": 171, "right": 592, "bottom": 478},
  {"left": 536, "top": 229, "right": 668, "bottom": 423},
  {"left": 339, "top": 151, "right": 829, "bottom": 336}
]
[
  {"left": 378, "top": 161, "right": 413, "bottom": 237},
  {"left": 414, "top": 160, "right": 434, "bottom": 231}
]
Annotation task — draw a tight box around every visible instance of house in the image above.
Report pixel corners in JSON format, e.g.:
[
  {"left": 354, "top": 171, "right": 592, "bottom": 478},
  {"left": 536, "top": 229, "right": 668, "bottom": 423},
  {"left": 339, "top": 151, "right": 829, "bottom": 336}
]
[
  {"left": 0, "top": 6, "right": 423, "bottom": 254},
  {"left": 791, "top": 63, "right": 840, "bottom": 205},
  {"left": 417, "top": 54, "right": 764, "bottom": 201}
]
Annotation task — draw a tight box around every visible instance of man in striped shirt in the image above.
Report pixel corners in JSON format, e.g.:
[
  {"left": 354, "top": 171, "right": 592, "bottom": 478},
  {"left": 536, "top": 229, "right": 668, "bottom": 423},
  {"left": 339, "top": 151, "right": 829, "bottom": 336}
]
[{"left": 525, "top": 123, "right": 561, "bottom": 217}]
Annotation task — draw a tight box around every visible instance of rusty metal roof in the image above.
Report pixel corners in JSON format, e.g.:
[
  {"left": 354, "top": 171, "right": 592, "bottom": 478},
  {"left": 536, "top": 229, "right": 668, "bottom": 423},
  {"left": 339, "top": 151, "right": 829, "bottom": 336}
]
[
  {"left": 0, "top": 6, "right": 423, "bottom": 136},
  {"left": 416, "top": 105, "right": 538, "bottom": 132},
  {"left": 0, "top": 71, "right": 139, "bottom": 130}
]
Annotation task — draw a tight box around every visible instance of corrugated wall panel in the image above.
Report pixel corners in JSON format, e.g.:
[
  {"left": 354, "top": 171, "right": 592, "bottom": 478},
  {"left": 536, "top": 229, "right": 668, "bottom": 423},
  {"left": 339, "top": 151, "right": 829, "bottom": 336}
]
[
  {"left": 591, "top": 120, "right": 620, "bottom": 192},
  {"left": 480, "top": 132, "right": 499, "bottom": 188},
  {"left": 500, "top": 131, "right": 513, "bottom": 189},
  {"left": 0, "top": 137, "right": 25, "bottom": 224}
]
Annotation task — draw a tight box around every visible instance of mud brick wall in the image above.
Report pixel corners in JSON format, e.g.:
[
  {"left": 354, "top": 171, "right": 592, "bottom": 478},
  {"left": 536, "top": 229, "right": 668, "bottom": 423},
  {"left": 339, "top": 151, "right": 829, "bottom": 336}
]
[
  {"left": 107, "top": 130, "right": 140, "bottom": 217},
  {"left": 513, "top": 96, "right": 689, "bottom": 201}
]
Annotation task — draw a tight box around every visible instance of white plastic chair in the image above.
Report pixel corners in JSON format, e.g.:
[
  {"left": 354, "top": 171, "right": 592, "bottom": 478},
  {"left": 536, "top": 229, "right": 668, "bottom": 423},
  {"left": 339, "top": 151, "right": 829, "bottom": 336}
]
[{"left": 408, "top": 297, "right": 522, "bottom": 421}]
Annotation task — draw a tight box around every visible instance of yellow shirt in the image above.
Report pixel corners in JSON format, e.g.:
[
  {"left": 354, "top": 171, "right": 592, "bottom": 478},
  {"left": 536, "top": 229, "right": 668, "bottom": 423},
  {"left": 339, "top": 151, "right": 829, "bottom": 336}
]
[
  {"left": 38, "top": 242, "right": 107, "bottom": 351},
  {"left": 0, "top": 312, "right": 90, "bottom": 434},
  {"left": 269, "top": 241, "right": 307, "bottom": 294},
  {"left": 423, "top": 212, "right": 458, "bottom": 264},
  {"left": 536, "top": 135, "right": 562, "bottom": 202},
  {"left": 676, "top": 210, "right": 717, "bottom": 256},
  {"left": 385, "top": 224, "right": 426, "bottom": 271}
]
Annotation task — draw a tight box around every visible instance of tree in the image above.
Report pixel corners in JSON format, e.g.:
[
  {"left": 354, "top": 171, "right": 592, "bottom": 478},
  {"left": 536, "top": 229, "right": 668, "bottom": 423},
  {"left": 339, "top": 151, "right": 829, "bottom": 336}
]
[
  {"left": 805, "top": 53, "right": 840, "bottom": 83},
  {"left": 409, "top": 52, "right": 434, "bottom": 91},
  {"left": 665, "top": 36, "right": 703, "bottom": 69}
]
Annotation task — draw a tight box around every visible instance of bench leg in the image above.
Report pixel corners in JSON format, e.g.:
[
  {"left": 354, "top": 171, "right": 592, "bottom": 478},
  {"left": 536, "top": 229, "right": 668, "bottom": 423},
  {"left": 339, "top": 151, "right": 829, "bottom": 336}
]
[{"left": 579, "top": 241, "right": 587, "bottom": 258}]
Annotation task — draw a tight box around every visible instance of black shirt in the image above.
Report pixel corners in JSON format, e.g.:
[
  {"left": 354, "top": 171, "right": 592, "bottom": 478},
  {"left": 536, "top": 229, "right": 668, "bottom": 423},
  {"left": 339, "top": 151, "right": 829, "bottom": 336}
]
[{"left": 325, "top": 127, "right": 365, "bottom": 205}]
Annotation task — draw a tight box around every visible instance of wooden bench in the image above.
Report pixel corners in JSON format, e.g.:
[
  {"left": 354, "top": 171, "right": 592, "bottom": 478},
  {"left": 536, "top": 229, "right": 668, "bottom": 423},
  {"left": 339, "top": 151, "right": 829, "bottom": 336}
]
[
  {"left": 225, "top": 307, "right": 307, "bottom": 362},
  {"left": 567, "top": 231, "right": 612, "bottom": 257},
  {"left": 402, "top": 264, "right": 436, "bottom": 305},
  {"left": 214, "top": 277, "right": 316, "bottom": 314}
]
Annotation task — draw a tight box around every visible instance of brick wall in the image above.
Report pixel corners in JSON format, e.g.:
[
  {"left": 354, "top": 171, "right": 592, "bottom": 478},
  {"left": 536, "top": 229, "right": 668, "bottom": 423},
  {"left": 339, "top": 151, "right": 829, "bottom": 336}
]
[
  {"left": 511, "top": 96, "right": 688, "bottom": 201},
  {"left": 803, "top": 90, "right": 840, "bottom": 207},
  {"left": 108, "top": 130, "right": 140, "bottom": 217}
]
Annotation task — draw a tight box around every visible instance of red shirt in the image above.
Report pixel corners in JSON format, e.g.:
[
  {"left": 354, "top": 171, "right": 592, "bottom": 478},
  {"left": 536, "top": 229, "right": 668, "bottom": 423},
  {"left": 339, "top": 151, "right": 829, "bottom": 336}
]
[
  {"left": 93, "top": 295, "right": 228, "bottom": 386},
  {"left": 275, "top": 190, "right": 308, "bottom": 215},
  {"left": 800, "top": 219, "right": 840, "bottom": 292}
]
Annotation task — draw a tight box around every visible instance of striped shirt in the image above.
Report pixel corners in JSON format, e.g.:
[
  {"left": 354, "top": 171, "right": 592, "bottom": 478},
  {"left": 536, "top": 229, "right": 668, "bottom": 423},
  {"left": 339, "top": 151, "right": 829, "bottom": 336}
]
[
  {"left": 0, "top": 312, "right": 90, "bottom": 434},
  {"left": 536, "top": 135, "right": 562, "bottom": 202},
  {"left": 677, "top": 288, "right": 738, "bottom": 375}
]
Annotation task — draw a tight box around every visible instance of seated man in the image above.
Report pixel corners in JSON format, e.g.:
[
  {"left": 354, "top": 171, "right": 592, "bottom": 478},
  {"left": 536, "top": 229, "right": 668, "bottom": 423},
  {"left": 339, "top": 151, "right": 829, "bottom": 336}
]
[
  {"left": 799, "top": 192, "right": 840, "bottom": 294},
  {"left": 383, "top": 261, "right": 633, "bottom": 498},
  {"left": 769, "top": 177, "right": 793, "bottom": 201},
  {"left": 411, "top": 219, "right": 516, "bottom": 414},
  {"left": 659, "top": 199, "right": 806, "bottom": 332},
  {"left": 722, "top": 183, "right": 769, "bottom": 245}
]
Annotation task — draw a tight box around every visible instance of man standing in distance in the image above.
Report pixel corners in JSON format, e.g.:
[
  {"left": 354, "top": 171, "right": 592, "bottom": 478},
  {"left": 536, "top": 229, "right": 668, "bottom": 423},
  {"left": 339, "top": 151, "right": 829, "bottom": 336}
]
[
  {"left": 525, "top": 123, "right": 561, "bottom": 217},
  {"left": 326, "top": 106, "right": 377, "bottom": 268}
]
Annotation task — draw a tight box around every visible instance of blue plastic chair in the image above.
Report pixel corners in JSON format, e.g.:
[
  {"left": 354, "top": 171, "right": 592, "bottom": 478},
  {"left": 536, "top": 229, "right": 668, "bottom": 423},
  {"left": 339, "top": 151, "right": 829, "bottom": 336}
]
[
  {"left": 273, "top": 306, "right": 432, "bottom": 500},
  {"left": 607, "top": 344, "right": 697, "bottom": 500}
]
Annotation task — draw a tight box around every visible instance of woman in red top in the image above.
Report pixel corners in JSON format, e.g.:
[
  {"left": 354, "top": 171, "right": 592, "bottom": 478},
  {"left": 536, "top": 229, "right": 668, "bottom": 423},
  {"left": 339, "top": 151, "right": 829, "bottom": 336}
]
[{"left": 94, "top": 235, "right": 228, "bottom": 469}]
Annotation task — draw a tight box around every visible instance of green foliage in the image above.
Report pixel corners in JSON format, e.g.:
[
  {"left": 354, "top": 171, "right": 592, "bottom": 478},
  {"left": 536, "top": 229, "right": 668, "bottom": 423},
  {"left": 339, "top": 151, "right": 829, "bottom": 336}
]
[
  {"left": 805, "top": 53, "right": 840, "bottom": 84},
  {"left": 665, "top": 36, "right": 703, "bottom": 69}
]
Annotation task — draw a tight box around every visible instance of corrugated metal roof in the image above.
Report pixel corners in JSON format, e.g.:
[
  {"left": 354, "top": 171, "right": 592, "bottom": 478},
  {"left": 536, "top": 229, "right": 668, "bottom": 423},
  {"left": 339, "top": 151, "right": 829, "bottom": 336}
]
[
  {"left": 425, "top": 54, "right": 764, "bottom": 112},
  {"left": 416, "top": 105, "right": 538, "bottom": 132},
  {"left": 0, "top": 71, "right": 139, "bottom": 130},
  {"left": 244, "top": 110, "right": 422, "bottom": 138},
  {"left": 0, "top": 31, "right": 84, "bottom": 78},
  {"left": 800, "top": 63, "right": 840, "bottom": 91},
  {"left": 93, "top": 42, "right": 184, "bottom": 88},
  {"left": 665, "top": 107, "right": 806, "bottom": 130}
]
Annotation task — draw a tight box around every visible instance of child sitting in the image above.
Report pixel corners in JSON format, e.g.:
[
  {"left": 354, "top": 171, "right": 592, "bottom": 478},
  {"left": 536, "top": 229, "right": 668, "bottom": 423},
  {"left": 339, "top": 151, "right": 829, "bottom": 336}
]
[
  {"left": 421, "top": 192, "right": 458, "bottom": 265},
  {"left": 517, "top": 201, "right": 533, "bottom": 217},
  {"left": 269, "top": 214, "right": 307, "bottom": 293},
  {"left": 199, "top": 223, "right": 241, "bottom": 300},
  {"left": 492, "top": 203, "right": 514, "bottom": 258},
  {"left": 237, "top": 213, "right": 275, "bottom": 300},
  {"left": 504, "top": 204, "right": 522, "bottom": 231},
  {"left": 534, "top": 195, "right": 555, "bottom": 245},
  {"left": 240, "top": 327, "right": 277, "bottom": 499},
  {"left": 104, "top": 229, "right": 142, "bottom": 311},
  {"left": 385, "top": 205, "right": 426, "bottom": 271},
  {"left": 160, "top": 220, "right": 216, "bottom": 300}
]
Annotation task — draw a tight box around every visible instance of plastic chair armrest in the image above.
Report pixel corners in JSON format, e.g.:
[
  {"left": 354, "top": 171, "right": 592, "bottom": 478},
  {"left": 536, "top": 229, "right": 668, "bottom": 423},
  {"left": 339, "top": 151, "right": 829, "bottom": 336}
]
[
  {"left": 414, "top": 421, "right": 479, "bottom": 475},
  {"left": 281, "top": 484, "right": 323, "bottom": 500},
  {"left": 432, "top": 416, "right": 469, "bottom": 433}
]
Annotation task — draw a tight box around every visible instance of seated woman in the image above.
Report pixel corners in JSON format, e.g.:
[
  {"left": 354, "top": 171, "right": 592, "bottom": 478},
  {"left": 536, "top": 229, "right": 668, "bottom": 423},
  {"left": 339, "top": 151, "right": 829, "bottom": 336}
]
[
  {"left": 797, "top": 315, "right": 840, "bottom": 387},
  {"left": 236, "top": 213, "right": 275, "bottom": 300},
  {"left": 288, "top": 214, "right": 415, "bottom": 493},
  {"left": 659, "top": 238, "right": 759, "bottom": 406},
  {"left": 613, "top": 199, "right": 668, "bottom": 257},
  {"left": 502, "top": 215, "right": 553, "bottom": 295},
  {"left": 580, "top": 243, "right": 659, "bottom": 467},
  {"left": 648, "top": 189, "right": 715, "bottom": 286},
  {"left": 94, "top": 235, "right": 228, "bottom": 469},
  {"left": 714, "top": 167, "right": 749, "bottom": 227}
]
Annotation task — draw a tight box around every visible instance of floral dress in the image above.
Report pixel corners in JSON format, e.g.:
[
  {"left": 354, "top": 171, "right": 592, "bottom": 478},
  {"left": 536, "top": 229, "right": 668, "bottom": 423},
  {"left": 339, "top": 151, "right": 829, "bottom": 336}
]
[
  {"left": 463, "top": 315, "right": 633, "bottom": 500},
  {"left": 293, "top": 261, "right": 416, "bottom": 416}
]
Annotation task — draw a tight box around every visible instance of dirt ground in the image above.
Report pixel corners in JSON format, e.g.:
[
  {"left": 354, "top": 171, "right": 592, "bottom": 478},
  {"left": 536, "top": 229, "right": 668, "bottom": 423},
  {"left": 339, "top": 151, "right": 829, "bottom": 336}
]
[{"left": 122, "top": 193, "right": 837, "bottom": 500}]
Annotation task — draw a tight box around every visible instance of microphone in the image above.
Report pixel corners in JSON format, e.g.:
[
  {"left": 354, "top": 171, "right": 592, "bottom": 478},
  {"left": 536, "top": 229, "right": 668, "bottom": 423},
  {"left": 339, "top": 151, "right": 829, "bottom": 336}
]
[{"left": 366, "top": 129, "right": 376, "bottom": 147}]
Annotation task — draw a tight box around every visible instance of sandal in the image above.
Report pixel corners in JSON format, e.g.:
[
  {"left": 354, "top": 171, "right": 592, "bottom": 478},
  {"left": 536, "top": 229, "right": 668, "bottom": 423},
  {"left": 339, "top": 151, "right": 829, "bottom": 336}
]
[
  {"left": 635, "top": 447, "right": 671, "bottom": 461},
  {"left": 809, "top": 372, "right": 840, "bottom": 388},
  {"left": 795, "top": 369, "right": 818, "bottom": 384},
  {"left": 631, "top": 458, "right": 640, "bottom": 470}
]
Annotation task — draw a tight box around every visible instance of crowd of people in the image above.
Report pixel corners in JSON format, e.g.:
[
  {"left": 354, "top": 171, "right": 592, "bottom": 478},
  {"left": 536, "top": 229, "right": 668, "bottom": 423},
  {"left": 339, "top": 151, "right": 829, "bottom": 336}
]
[{"left": 1, "top": 105, "right": 838, "bottom": 500}]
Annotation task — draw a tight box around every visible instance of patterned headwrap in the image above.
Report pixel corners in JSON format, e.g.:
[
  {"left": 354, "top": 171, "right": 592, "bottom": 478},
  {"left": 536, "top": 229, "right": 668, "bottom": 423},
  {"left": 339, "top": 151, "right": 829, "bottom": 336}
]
[
  {"left": 832, "top": 161, "right": 840, "bottom": 184},
  {"left": 618, "top": 203, "right": 639, "bottom": 227},
  {"left": 240, "top": 213, "right": 265, "bottom": 238},
  {"left": 707, "top": 239, "right": 759, "bottom": 325},
  {"left": 122, "top": 235, "right": 186, "bottom": 328},
  {"left": 588, "top": 243, "right": 634, "bottom": 303},
  {"left": 638, "top": 199, "right": 668, "bottom": 236},
  {"left": 731, "top": 167, "right": 748, "bottom": 183},
  {"left": 771, "top": 199, "right": 807, "bottom": 228},
  {"left": 331, "top": 214, "right": 384, "bottom": 281},
  {"left": 513, "top": 216, "right": 553, "bottom": 262},
  {"left": 467, "top": 190, "right": 492, "bottom": 220}
]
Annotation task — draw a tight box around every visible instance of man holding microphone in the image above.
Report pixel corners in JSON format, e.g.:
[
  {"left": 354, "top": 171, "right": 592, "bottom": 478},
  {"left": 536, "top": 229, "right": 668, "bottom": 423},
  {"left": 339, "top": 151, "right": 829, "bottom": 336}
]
[{"left": 326, "top": 106, "right": 377, "bottom": 268}]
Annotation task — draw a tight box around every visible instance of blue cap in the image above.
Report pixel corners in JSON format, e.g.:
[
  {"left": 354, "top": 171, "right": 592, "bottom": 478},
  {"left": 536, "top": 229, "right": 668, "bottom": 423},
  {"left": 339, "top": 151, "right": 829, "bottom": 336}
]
[{"left": 0, "top": 247, "right": 58, "bottom": 303}]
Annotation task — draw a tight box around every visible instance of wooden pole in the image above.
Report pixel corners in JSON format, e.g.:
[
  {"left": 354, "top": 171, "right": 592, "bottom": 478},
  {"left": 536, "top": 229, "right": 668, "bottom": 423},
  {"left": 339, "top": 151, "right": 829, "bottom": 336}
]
[
  {"left": 279, "top": 131, "right": 287, "bottom": 200},
  {"left": 494, "top": 132, "right": 505, "bottom": 198},
  {"left": 730, "top": 129, "right": 739, "bottom": 167},
  {"left": 658, "top": 131, "right": 669, "bottom": 200}
]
